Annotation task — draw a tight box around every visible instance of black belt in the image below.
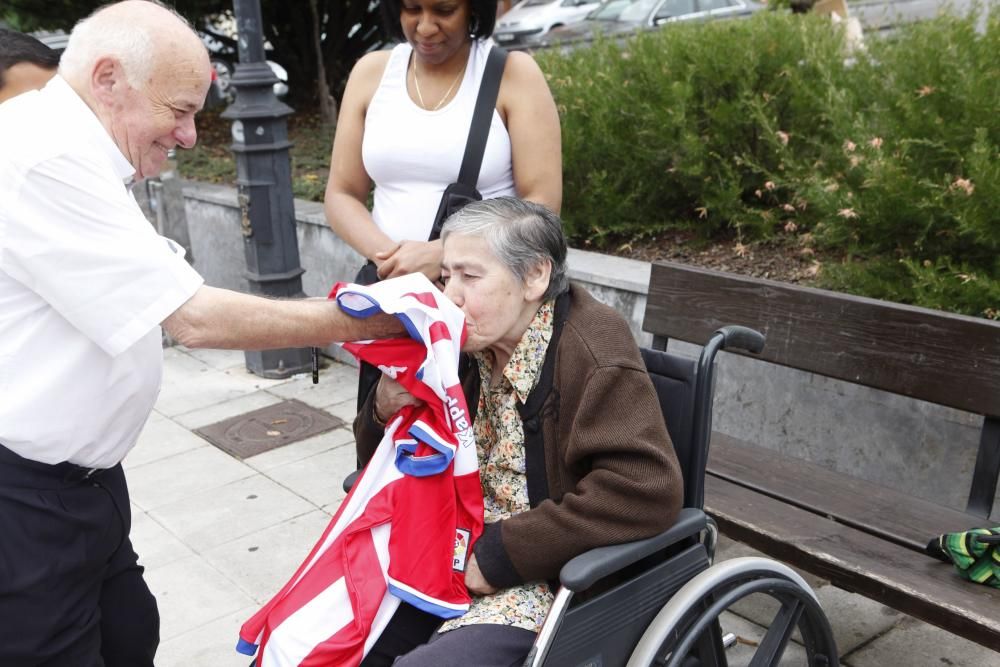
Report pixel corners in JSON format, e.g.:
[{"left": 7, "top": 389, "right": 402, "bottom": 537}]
[{"left": 0, "top": 443, "right": 109, "bottom": 484}]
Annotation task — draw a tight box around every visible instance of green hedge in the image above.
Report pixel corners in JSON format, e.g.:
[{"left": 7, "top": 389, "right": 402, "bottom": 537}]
[{"left": 535, "top": 10, "right": 999, "bottom": 319}]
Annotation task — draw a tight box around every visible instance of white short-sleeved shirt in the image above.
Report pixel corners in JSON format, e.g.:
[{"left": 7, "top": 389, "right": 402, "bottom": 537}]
[{"left": 0, "top": 76, "right": 204, "bottom": 468}]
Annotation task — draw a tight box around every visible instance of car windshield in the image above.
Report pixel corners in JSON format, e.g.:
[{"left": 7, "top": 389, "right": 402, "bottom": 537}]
[
  {"left": 524, "top": 0, "right": 557, "bottom": 5},
  {"left": 588, "top": 0, "right": 658, "bottom": 22},
  {"left": 617, "top": 0, "right": 661, "bottom": 21},
  {"left": 587, "top": 0, "right": 631, "bottom": 20}
]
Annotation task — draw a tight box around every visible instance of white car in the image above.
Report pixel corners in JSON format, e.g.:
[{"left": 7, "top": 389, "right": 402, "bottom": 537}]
[{"left": 493, "top": 0, "right": 602, "bottom": 48}]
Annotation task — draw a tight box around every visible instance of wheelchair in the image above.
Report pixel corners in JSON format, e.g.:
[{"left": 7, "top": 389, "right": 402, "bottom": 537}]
[
  {"left": 341, "top": 325, "right": 839, "bottom": 666},
  {"left": 524, "top": 326, "right": 839, "bottom": 667}
]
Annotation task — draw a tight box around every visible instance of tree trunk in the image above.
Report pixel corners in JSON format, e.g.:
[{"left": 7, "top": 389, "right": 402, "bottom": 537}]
[{"left": 308, "top": 0, "right": 337, "bottom": 126}]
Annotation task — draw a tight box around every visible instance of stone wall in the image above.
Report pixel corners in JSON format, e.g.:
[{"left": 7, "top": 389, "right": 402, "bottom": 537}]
[{"left": 173, "top": 181, "right": 991, "bottom": 516}]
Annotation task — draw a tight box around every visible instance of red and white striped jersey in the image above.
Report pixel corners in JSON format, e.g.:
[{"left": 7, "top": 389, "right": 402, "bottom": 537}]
[{"left": 237, "top": 274, "right": 483, "bottom": 666}]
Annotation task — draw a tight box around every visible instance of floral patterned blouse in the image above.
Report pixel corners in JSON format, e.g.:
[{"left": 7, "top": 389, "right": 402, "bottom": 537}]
[{"left": 439, "top": 300, "right": 556, "bottom": 634}]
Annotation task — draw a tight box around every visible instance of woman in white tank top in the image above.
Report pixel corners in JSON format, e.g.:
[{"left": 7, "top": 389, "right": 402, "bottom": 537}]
[{"left": 324, "top": 0, "right": 562, "bottom": 284}]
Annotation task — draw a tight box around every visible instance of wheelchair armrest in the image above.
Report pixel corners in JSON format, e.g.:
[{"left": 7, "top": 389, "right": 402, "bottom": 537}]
[
  {"left": 343, "top": 469, "right": 360, "bottom": 494},
  {"left": 558, "top": 508, "right": 708, "bottom": 592}
]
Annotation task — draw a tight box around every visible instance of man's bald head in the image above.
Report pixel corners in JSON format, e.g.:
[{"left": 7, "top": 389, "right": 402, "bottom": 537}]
[
  {"left": 59, "top": 0, "right": 212, "bottom": 181},
  {"left": 60, "top": 0, "right": 207, "bottom": 91}
]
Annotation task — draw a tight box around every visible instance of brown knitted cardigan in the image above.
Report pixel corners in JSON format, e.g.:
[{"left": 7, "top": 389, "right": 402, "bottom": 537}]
[{"left": 354, "top": 284, "right": 683, "bottom": 590}]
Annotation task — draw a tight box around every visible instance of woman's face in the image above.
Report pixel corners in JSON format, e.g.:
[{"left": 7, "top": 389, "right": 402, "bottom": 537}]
[
  {"left": 399, "top": 0, "right": 472, "bottom": 66},
  {"left": 441, "top": 234, "right": 549, "bottom": 356}
]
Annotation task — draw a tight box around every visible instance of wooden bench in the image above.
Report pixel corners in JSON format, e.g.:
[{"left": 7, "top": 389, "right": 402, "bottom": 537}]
[{"left": 641, "top": 260, "right": 1000, "bottom": 651}]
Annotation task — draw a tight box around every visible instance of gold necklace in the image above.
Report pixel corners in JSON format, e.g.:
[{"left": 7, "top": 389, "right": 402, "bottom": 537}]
[{"left": 411, "top": 52, "right": 466, "bottom": 111}]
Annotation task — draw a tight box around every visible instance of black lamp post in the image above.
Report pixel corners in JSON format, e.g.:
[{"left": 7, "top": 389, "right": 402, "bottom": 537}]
[{"left": 222, "top": 0, "right": 312, "bottom": 378}]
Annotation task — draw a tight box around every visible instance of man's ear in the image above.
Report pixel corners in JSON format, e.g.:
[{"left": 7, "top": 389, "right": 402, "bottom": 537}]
[
  {"left": 524, "top": 259, "right": 552, "bottom": 302},
  {"left": 90, "top": 56, "right": 123, "bottom": 107}
]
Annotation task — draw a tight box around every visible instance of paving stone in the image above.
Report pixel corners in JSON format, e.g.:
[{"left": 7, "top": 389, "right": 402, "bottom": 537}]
[
  {"left": 144, "top": 555, "right": 255, "bottom": 642},
  {"left": 179, "top": 346, "right": 254, "bottom": 372},
  {"left": 267, "top": 367, "right": 359, "bottom": 410},
  {"left": 155, "top": 605, "right": 259, "bottom": 667},
  {"left": 172, "top": 389, "right": 285, "bottom": 430},
  {"left": 157, "top": 348, "right": 285, "bottom": 417},
  {"left": 124, "top": 411, "right": 208, "bottom": 470},
  {"left": 149, "top": 474, "right": 315, "bottom": 552},
  {"left": 244, "top": 427, "right": 355, "bottom": 472},
  {"left": 129, "top": 509, "right": 195, "bottom": 570},
  {"left": 126, "top": 445, "right": 255, "bottom": 511},
  {"left": 324, "top": 397, "right": 363, "bottom": 424},
  {"left": 845, "top": 615, "right": 1000, "bottom": 667},
  {"left": 262, "top": 443, "right": 358, "bottom": 508},
  {"left": 809, "top": 585, "right": 902, "bottom": 656},
  {"left": 717, "top": 609, "right": 810, "bottom": 666},
  {"left": 201, "top": 510, "right": 334, "bottom": 603}
]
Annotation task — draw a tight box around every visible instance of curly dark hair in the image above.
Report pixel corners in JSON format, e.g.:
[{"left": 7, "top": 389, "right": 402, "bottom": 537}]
[
  {"left": 0, "top": 29, "right": 60, "bottom": 89},
  {"left": 379, "top": 0, "right": 498, "bottom": 43}
]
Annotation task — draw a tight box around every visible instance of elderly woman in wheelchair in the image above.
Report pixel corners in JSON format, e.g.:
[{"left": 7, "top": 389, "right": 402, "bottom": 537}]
[
  {"left": 353, "top": 196, "right": 685, "bottom": 666},
  {"left": 355, "top": 196, "right": 838, "bottom": 667}
]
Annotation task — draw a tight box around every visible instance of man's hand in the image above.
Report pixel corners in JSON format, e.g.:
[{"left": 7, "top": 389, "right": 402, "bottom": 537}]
[
  {"left": 464, "top": 554, "right": 498, "bottom": 596},
  {"left": 375, "top": 240, "right": 443, "bottom": 281},
  {"left": 374, "top": 376, "right": 422, "bottom": 423}
]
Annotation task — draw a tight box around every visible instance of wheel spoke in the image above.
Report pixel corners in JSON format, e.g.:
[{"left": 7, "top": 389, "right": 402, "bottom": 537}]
[{"left": 748, "top": 598, "right": 804, "bottom": 667}]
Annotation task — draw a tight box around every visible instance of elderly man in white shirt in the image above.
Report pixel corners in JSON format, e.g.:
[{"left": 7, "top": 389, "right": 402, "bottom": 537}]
[{"left": 0, "top": 3, "right": 401, "bottom": 665}]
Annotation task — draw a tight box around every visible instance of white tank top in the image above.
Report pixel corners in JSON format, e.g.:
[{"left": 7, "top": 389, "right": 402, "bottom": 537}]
[{"left": 362, "top": 40, "right": 515, "bottom": 242}]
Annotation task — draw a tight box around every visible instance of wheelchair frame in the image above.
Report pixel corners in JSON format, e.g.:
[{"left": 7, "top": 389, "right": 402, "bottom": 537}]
[{"left": 524, "top": 327, "right": 839, "bottom": 667}]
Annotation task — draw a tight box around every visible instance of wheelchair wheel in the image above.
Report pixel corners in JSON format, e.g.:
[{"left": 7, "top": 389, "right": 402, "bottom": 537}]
[{"left": 627, "top": 557, "right": 838, "bottom": 667}]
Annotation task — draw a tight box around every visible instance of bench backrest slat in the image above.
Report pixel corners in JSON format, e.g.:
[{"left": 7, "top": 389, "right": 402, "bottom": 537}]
[{"left": 643, "top": 262, "right": 1000, "bottom": 418}]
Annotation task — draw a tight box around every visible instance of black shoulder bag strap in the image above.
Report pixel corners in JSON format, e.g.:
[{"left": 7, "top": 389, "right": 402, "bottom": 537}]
[{"left": 428, "top": 45, "right": 509, "bottom": 242}]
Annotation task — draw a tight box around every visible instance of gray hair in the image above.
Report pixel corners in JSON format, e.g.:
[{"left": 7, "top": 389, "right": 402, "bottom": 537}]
[
  {"left": 60, "top": 1, "right": 193, "bottom": 90},
  {"left": 441, "top": 197, "right": 569, "bottom": 301}
]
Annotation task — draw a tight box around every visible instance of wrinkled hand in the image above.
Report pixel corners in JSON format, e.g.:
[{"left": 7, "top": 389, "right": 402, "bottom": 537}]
[
  {"left": 374, "top": 376, "right": 423, "bottom": 423},
  {"left": 464, "top": 554, "right": 498, "bottom": 596},
  {"left": 375, "top": 240, "right": 443, "bottom": 281}
]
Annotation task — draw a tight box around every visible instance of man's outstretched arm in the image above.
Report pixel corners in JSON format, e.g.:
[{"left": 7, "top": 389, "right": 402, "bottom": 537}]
[{"left": 162, "top": 285, "right": 404, "bottom": 350}]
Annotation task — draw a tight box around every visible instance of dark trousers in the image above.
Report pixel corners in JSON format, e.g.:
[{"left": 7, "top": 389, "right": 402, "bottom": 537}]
[
  {"left": 361, "top": 602, "right": 536, "bottom": 667},
  {"left": 0, "top": 446, "right": 159, "bottom": 667}
]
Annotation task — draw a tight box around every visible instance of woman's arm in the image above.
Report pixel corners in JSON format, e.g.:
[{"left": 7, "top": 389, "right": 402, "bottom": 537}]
[
  {"left": 498, "top": 51, "right": 563, "bottom": 214},
  {"left": 324, "top": 51, "right": 399, "bottom": 265}
]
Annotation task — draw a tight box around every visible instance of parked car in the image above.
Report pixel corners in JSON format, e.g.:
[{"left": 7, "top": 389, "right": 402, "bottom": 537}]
[
  {"left": 541, "top": 0, "right": 763, "bottom": 46},
  {"left": 201, "top": 29, "right": 289, "bottom": 108},
  {"left": 493, "top": 0, "right": 602, "bottom": 49}
]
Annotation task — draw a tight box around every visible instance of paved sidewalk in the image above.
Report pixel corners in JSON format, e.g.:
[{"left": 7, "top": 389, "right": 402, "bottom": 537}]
[{"left": 131, "top": 346, "right": 997, "bottom": 666}]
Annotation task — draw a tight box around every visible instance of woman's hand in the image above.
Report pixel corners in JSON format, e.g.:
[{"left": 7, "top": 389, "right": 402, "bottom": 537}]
[
  {"left": 374, "top": 375, "right": 422, "bottom": 423},
  {"left": 375, "top": 240, "right": 443, "bottom": 281},
  {"left": 464, "top": 554, "right": 499, "bottom": 596}
]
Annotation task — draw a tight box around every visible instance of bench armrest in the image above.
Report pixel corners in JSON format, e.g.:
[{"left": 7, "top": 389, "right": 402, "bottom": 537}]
[{"left": 559, "top": 508, "right": 708, "bottom": 592}]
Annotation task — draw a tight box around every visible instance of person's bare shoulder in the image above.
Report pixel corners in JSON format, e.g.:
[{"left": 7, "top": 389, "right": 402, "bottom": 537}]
[
  {"left": 353, "top": 49, "right": 393, "bottom": 80},
  {"left": 502, "top": 50, "right": 548, "bottom": 86},
  {"left": 497, "top": 49, "right": 553, "bottom": 118},
  {"left": 344, "top": 49, "right": 395, "bottom": 109}
]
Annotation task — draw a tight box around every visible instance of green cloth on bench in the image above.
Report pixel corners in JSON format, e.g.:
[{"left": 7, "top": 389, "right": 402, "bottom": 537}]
[{"left": 926, "top": 528, "right": 1000, "bottom": 588}]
